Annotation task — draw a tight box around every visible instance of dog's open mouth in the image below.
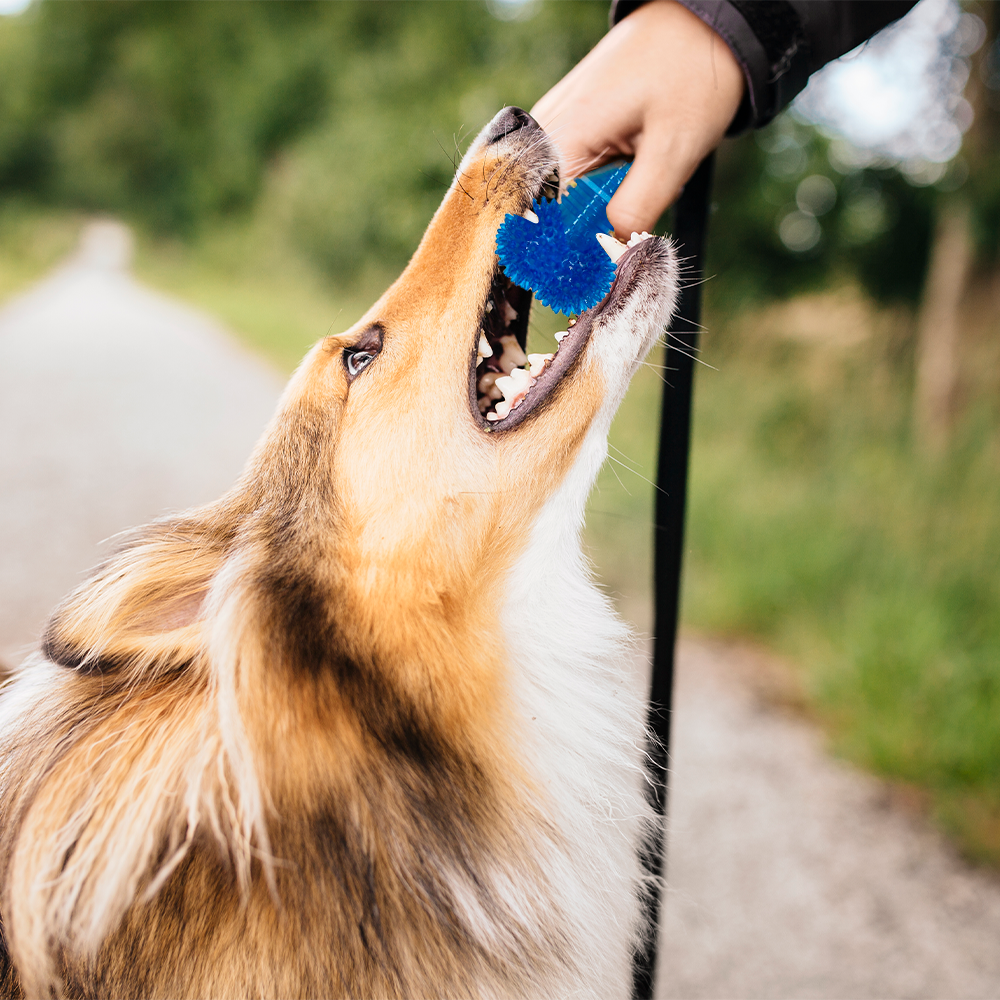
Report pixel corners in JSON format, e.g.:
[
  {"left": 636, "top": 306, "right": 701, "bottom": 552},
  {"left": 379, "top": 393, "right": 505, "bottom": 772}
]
[
  {"left": 471, "top": 170, "right": 655, "bottom": 433},
  {"left": 471, "top": 269, "right": 542, "bottom": 429}
]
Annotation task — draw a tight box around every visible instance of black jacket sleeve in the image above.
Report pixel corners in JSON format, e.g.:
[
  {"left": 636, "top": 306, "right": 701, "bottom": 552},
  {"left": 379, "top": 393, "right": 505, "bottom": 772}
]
[{"left": 610, "top": 1, "right": 918, "bottom": 133}]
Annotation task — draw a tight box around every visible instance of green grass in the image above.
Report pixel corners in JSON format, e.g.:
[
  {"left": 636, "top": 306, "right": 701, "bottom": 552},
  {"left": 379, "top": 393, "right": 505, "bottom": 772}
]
[
  {"left": 682, "top": 319, "right": 1000, "bottom": 865},
  {"left": 133, "top": 220, "right": 386, "bottom": 372},
  {"left": 0, "top": 202, "right": 84, "bottom": 305}
]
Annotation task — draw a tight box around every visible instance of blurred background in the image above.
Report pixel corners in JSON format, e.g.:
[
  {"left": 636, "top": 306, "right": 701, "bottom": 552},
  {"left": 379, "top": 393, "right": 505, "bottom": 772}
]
[{"left": 0, "top": 0, "right": 998, "bottom": 879}]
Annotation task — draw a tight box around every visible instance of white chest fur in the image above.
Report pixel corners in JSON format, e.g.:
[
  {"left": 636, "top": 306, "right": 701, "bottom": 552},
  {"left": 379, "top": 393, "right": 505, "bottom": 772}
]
[{"left": 502, "top": 418, "right": 652, "bottom": 999}]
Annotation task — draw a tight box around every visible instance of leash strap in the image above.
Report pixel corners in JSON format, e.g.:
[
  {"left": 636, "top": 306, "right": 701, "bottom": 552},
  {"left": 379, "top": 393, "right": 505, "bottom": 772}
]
[{"left": 631, "top": 152, "right": 715, "bottom": 1000}]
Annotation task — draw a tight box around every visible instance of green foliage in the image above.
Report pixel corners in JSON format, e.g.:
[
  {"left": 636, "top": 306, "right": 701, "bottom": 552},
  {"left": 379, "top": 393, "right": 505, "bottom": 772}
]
[
  {"left": 0, "top": 1, "right": 967, "bottom": 303},
  {"left": 0, "top": 0, "right": 607, "bottom": 275},
  {"left": 709, "top": 120, "right": 938, "bottom": 309},
  {"left": 2, "top": 2, "right": 338, "bottom": 227}
]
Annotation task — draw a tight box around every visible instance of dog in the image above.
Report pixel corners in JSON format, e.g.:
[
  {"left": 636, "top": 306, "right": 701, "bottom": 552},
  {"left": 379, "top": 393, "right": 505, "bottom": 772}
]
[{"left": 0, "top": 107, "right": 678, "bottom": 999}]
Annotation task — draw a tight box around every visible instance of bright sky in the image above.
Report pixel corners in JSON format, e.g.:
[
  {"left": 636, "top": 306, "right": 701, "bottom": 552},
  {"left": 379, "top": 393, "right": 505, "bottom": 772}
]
[
  {"left": 0, "top": 0, "right": 31, "bottom": 15},
  {"left": 793, "top": 0, "right": 983, "bottom": 164}
]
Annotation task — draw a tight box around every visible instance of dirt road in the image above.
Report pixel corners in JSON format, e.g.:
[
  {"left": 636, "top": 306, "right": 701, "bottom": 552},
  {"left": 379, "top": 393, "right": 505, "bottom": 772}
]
[
  {"left": 659, "top": 639, "right": 1000, "bottom": 999},
  {"left": 0, "top": 222, "right": 282, "bottom": 663},
  {"left": 2, "top": 225, "right": 999, "bottom": 998}
]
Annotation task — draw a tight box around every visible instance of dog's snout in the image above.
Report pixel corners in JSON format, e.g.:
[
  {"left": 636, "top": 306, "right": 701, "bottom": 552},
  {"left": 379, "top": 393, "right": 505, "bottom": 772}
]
[{"left": 485, "top": 106, "right": 538, "bottom": 145}]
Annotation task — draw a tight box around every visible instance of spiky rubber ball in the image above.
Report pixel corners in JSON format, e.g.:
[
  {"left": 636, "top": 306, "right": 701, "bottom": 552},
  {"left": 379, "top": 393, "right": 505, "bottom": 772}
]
[{"left": 495, "top": 197, "right": 617, "bottom": 317}]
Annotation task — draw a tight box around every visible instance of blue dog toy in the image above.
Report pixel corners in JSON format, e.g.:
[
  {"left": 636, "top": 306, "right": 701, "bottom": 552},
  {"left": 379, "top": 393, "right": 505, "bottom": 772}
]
[{"left": 495, "top": 161, "right": 631, "bottom": 316}]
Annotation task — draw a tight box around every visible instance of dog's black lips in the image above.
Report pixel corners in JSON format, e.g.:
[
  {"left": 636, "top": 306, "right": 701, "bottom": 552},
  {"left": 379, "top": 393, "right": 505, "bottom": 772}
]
[{"left": 470, "top": 238, "right": 659, "bottom": 433}]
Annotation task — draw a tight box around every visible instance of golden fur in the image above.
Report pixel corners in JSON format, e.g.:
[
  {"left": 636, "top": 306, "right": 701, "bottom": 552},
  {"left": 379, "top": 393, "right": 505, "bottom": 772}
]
[{"left": 0, "top": 108, "right": 678, "bottom": 999}]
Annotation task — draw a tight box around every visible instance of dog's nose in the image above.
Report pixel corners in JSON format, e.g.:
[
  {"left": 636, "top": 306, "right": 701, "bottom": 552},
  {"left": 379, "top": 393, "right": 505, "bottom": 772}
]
[{"left": 485, "top": 106, "right": 538, "bottom": 144}]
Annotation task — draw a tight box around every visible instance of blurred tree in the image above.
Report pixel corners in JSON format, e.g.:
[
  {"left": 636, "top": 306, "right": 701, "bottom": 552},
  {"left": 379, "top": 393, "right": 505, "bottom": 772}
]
[
  {"left": 0, "top": 0, "right": 995, "bottom": 349},
  {"left": 707, "top": 117, "right": 937, "bottom": 315},
  {"left": 914, "top": 1, "right": 999, "bottom": 453},
  {"left": 706, "top": 1, "right": 999, "bottom": 457},
  {"left": 0, "top": 0, "right": 607, "bottom": 265},
  {"left": 914, "top": 198, "right": 971, "bottom": 453},
  {"left": 1, "top": 1, "right": 345, "bottom": 229}
]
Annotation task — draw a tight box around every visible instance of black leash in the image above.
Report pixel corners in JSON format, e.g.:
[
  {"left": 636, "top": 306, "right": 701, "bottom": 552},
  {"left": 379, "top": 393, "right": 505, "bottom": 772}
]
[{"left": 631, "top": 152, "right": 715, "bottom": 1000}]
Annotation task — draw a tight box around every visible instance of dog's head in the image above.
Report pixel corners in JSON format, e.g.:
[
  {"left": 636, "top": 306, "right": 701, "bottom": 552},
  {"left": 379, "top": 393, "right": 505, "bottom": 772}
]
[
  {"left": 42, "top": 107, "right": 678, "bottom": 757},
  {"left": 251, "top": 106, "right": 678, "bottom": 588}
]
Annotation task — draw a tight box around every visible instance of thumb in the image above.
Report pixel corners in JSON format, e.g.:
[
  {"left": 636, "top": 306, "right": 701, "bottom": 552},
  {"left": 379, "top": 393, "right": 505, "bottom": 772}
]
[{"left": 606, "top": 140, "right": 700, "bottom": 239}]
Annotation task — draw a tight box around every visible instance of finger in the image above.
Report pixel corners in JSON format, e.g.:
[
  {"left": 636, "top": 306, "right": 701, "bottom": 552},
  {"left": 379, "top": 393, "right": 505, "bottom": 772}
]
[{"left": 605, "top": 142, "right": 700, "bottom": 238}]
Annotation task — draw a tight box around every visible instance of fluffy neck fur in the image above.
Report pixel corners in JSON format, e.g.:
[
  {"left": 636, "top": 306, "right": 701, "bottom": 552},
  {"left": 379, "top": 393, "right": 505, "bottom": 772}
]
[
  {"left": 503, "top": 409, "right": 653, "bottom": 999},
  {"left": 0, "top": 415, "right": 651, "bottom": 1000}
]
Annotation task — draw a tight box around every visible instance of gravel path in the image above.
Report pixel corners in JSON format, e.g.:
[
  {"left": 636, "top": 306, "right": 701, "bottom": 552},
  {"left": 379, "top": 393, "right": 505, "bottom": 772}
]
[
  {"left": 0, "top": 222, "right": 282, "bottom": 662},
  {"left": 659, "top": 638, "right": 1000, "bottom": 999},
  {"left": 2, "top": 225, "right": 999, "bottom": 998}
]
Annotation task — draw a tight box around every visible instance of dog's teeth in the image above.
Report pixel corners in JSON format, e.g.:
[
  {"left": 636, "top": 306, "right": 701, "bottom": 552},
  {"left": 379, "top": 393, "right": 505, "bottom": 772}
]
[
  {"left": 501, "top": 300, "right": 518, "bottom": 326},
  {"left": 627, "top": 230, "right": 654, "bottom": 248},
  {"left": 494, "top": 367, "right": 534, "bottom": 409},
  {"left": 478, "top": 334, "right": 493, "bottom": 361},
  {"left": 527, "top": 353, "right": 553, "bottom": 378},
  {"left": 522, "top": 209, "right": 539, "bottom": 224},
  {"left": 553, "top": 330, "right": 568, "bottom": 344},
  {"left": 493, "top": 399, "right": 513, "bottom": 419},
  {"left": 540, "top": 170, "right": 560, "bottom": 200},
  {"left": 511, "top": 368, "right": 535, "bottom": 392},
  {"left": 596, "top": 232, "right": 627, "bottom": 264},
  {"left": 568, "top": 317, "right": 577, "bottom": 328},
  {"left": 478, "top": 396, "right": 493, "bottom": 413},
  {"left": 498, "top": 334, "right": 527, "bottom": 373},
  {"left": 494, "top": 367, "right": 533, "bottom": 398},
  {"left": 487, "top": 411, "right": 501, "bottom": 421},
  {"left": 485, "top": 301, "right": 494, "bottom": 314},
  {"left": 477, "top": 371, "right": 503, "bottom": 400}
]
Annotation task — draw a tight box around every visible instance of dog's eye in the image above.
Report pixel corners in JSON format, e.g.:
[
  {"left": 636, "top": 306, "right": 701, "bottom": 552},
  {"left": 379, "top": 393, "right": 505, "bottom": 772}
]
[
  {"left": 344, "top": 350, "right": 375, "bottom": 378},
  {"left": 342, "top": 325, "right": 384, "bottom": 382}
]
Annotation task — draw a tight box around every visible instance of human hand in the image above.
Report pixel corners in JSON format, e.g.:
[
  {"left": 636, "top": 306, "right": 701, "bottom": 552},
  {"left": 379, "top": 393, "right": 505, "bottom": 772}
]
[{"left": 531, "top": 0, "right": 745, "bottom": 239}]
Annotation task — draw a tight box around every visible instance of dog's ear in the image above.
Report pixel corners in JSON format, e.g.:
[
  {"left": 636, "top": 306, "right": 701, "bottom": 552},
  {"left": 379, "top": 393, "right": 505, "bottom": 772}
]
[{"left": 41, "top": 514, "right": 229, "bottom": 679}]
